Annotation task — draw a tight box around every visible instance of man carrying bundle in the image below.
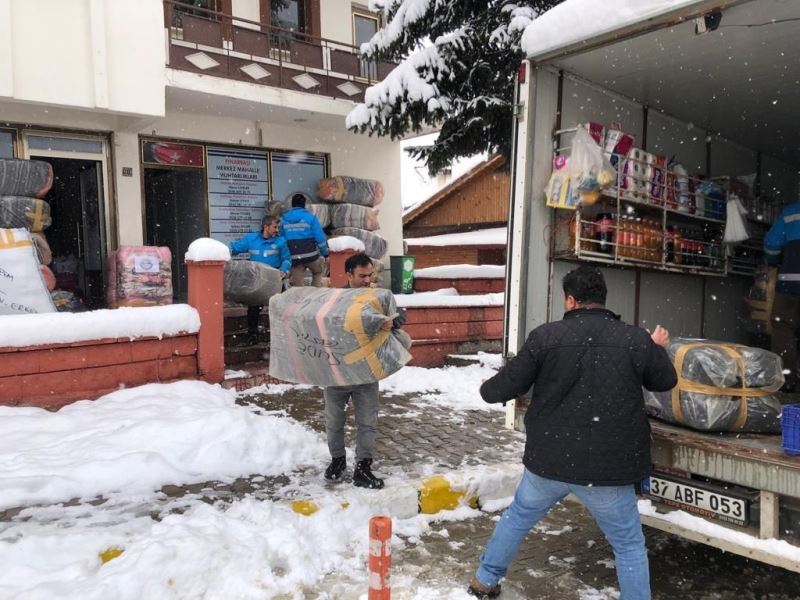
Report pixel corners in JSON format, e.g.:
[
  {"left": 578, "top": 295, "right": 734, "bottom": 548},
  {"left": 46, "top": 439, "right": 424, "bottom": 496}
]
[{"left": 279, "top": 192, "right": 329, "bottom": 287}]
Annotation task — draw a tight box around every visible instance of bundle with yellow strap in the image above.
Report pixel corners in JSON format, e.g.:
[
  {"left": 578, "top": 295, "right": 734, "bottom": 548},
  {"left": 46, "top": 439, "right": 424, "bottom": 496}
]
[
  {"left": 643, "top": 338, "right": 783, "bottom": 433},
  {"left": 0, "top": 196, "right": 52, "bottom": 232},
  {"left": 317, "top": 176, "right": 384, "bottom": 207},
  {"left": 0, "top": 228, "right": 56, "bottom": 315},
  {"left": 268, "top": 287, "right": 411, "bottom": 386}
]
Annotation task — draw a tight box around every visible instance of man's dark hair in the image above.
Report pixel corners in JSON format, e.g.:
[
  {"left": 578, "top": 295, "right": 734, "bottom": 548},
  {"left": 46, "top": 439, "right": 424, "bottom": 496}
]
[
  {"left": 345, "top": 253, "right": 373, "bottom": 273},
  {"left": 261, "top": 215, "right": 278, "bottom": 228},
  {"left": 562, "top": 265, "right": 607, "bottom": 305},
  {"left": 291, "top": 192, "right": 307, "bottom": 208}
]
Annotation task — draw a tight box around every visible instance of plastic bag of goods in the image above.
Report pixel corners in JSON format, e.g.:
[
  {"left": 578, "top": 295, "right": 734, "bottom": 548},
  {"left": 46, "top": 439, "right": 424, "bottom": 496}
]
[
  {"left": 330, "top": 203, "right": 380, "bottom": 231},
  {"left": 569, "top": 127, "right": 615, "bottom": 205},
  {"left": 643, "top": 338, "right": 783, "bottom": 433},
  {"left": 106, "top": 246, "right": 173, "bottom": 308},
  {"left": 331, "top": 228, "right": 387, "bottom": 259},
  {"left": 545, "top": 155, "right": 580, "bottom": 209},
  {"left": 269, "top": 286, "right": 412, "bottom": 386},
  {"left": 318, "top": 176, "right": 384, "bottom": 207},
  {"left": 223, "top": 260, "right": 283, "bottom": 305},
  {"left": 306, "top": 203, "right": 331, "bottom": 228},
  {"left": 0, "top": 196, "right": 52, "bottom": 231},
  {"left": 0, "top": 158, "right": 54, "bottom": 198},
  {"left": 0, "top": 228, "right": 57, "bottom": 315}
]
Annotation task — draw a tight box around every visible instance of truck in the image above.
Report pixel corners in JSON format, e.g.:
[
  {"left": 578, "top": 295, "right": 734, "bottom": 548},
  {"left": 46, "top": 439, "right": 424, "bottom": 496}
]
[{"left": 505, "top": 0, "right": 800, "bottom": 571}]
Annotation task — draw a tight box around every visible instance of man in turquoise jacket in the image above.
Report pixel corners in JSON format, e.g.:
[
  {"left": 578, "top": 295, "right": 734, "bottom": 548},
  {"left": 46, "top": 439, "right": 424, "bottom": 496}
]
[
  {"left": 230, "top": 215, "right": 291, "bottom": 344},
  {"left": 279, "top": 193, "right": 329, "bottom": 287}
]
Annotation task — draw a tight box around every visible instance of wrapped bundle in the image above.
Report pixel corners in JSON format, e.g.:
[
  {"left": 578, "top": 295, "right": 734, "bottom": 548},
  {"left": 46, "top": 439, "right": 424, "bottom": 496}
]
[
  {"left": 318, "top": 176, "right": 384, "bottom": 207},
  {"left": 30, "top": 232, "right": 52, "bottom": 265},
  {"left": 0, "top": 158, "right": 53, "bottom": 198},
  {"left": 269, "top": 287, "right": 412, "bottom": 386},
  {"left": 331, "top": 228, "right": 387, "bottom": 259},
  {"left": 106, "top": 246, "right": 173, "bottom": 308},
  {"left": 644, "top": 338, "right": 783, "bottom": 433},
  {"left": 0, "top": 196, "right": 52, "bottom": 231},
  {"left": 51, "top": 290, "right": 87, "bottom": 312},
  {"left": 0, "top": 228, "right": 56, "bottom": 315},
  {"left": 223, "top": 260, "right": 283, "bottom": 305},
  {"left": 330, "top": 203, "right": 380, "bottom": 231},
  {"left": 306, "top": 203, "right": 331, "bottom": 228},
  {"left": 265, "top": 200, "right": 288, "bottom": 218}
]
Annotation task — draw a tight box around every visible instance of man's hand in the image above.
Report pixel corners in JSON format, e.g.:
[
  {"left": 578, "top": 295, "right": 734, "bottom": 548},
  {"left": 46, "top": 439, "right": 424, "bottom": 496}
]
[
  {"left": 651, "top": 325, "right": 670, "bottom": 347},
  {"left": 280, "top": 271, "right": 289, "bottom": 279},
  {"left": 380, "top": 318, "right": 393, "bottom": 331}
]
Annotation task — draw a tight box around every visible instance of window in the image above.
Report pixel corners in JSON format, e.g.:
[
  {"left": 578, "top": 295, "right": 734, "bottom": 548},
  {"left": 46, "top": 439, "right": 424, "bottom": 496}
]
[
  {"left": 171, "top": 0, "right": 223, "bottom": 27},
  {"left": 271, "top": 0, "right": 304, "bottom": 32},
  {"left": 0, "top": 130, "right": 15, "bottom": 159},
  {"left": 270, "top": 151, "right": 326, "bottom": 206},
  {"left": 353, "top": 10, "right": 379, "bottom": 80}
]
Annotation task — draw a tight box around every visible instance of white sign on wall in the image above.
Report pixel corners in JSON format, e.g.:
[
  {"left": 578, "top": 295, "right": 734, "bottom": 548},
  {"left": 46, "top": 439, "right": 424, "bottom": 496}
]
[{"left": 207, "top": 147, "right": 269, "bottom": 247}]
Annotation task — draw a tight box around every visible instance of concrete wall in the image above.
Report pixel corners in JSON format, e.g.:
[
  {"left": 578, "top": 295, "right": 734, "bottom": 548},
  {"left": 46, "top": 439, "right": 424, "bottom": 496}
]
[
  {"left": 321, "top": 0, "right": 355, "bottom": 45},
  {"left": 0, "top": 0, "right": 165, "bottom": 117}
]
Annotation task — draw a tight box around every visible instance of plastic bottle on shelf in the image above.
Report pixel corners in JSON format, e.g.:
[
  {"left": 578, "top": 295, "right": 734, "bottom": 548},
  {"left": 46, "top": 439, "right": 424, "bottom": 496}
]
[
  {"left": 595, "top": 213, "right": 614, "bottom": 254},
  {"left": 673, "top": 228, "right": 683, "bottom": 265},
  {"left": 618, "top": 215, "right": 629, "bottom": 258},
  {"left": 665, "top": 225, "right": 675, "bottom": 263}
]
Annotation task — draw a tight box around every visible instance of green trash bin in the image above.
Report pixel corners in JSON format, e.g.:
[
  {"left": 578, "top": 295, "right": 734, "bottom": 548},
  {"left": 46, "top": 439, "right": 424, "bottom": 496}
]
[{"left": 390, "top": 255, "right": 415, "bottom": 294}]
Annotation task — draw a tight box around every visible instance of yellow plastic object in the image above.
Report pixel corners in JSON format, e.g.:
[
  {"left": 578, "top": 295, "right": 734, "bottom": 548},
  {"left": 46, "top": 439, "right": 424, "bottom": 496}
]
[
  {"left": 580, "top": 189, "right": 601, "bottom": 206},
  {"left": 99, "top": 547, "right": 124, "bottom": 564},
  {"left": 291, "top": 500, "right": 319, "bottom": 516},
  {"left": 418, "top": 475, "right": 478, "bottom": 514}
]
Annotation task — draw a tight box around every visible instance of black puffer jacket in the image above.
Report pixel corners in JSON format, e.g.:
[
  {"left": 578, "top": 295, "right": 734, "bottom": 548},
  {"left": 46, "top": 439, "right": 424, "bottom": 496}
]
[{"left": 481, "top": 308, "right": 677, "bottom": 486}]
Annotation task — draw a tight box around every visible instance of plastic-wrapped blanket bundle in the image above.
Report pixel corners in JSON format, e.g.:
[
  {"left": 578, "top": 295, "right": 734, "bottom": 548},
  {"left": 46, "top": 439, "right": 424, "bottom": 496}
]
[
  {"left": 330, "top": 203, "right": 380, "bottom": 231},
  {"left": 331, "top": 228, "right": 387, "bottom": 259},
  {"left": 223, "top": 260, "right": 283, "bottom": 305},
  {"left": 644, "top": 338, "right": 783, "bottom": 433},
  {"left": 318, "top": 176, "right": 384, "bottom": 207},
  {"left": 106, "top": 246, "right": 173, "bottom": 308},
  {"left": 269, "top": 287, "right": 412, "bottom": 386},
  {"left": 0, "top": 158, "right": 53, "bottom": 198},
  {"left": 306, "top": 203, "right": 331, "bottom": 228},
  {"left": 0, "top": 196, "right": 52, "bottom": 231},
  {"left": 0, "top": 228, "right": 56, "bottom": 315}
]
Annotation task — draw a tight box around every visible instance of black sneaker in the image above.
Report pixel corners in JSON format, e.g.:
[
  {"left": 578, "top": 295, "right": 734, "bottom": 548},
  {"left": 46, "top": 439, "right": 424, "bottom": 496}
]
[
  {"left": 467, "top": 577, "right": 501, "bottom": 598},
  {"left": 324, "top": 456, "right": 347, "bottom": 481},
  {"left": 353, "top": 459, "right": 384, "bottom": 489},
  {"left": 246, "top": 333, "right": 259, "bottom": 346}
]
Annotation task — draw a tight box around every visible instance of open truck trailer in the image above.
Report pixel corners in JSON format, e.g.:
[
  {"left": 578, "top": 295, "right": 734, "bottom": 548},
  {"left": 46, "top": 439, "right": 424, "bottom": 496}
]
[{"left": 505, "top": 0, "right": 800, "bottom": 571}]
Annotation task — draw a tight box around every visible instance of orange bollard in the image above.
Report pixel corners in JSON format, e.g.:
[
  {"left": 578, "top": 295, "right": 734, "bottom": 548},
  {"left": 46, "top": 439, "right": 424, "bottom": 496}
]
[{"left": 368, "top": 516, "right": 392, "bottom": 600}]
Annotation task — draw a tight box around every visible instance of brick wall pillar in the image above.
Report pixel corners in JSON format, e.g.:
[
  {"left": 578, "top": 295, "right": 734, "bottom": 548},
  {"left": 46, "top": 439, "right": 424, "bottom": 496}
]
[
  {"left": 328, "top": 249, "right": 357, "bottom": 287},
  {"left": 186, "top": 259, "right": 226, "bottom": 383}
]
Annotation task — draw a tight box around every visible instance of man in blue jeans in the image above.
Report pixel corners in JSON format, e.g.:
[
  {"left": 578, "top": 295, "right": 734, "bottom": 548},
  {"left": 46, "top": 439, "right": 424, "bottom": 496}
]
[{"left": 468, "top": 265, "right": 677, "bottom": 599}]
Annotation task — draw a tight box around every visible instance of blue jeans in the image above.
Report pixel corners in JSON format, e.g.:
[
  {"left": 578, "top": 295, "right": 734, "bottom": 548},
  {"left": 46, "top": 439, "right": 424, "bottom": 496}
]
[{"left": 476, "top": 469, "right": 650, "bottom": 600}]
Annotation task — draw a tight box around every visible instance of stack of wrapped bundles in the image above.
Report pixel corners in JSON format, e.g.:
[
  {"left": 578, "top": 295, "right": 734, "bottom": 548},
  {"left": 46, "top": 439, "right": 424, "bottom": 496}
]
[
  {"left": 644, "top": 338, "right": 783, "bottom": 433},
  {"left": 330, "top": 204, "right": 379, "bottom": 231},
  {"left": 0, "top": 159, "right": 54, "bottom": 232},
  {"left": 0, "top": 228, "right": 56, "bottom": 315},
  {"left": 223, "top": 260, "right": 283, "bottom": 305},
  {"left": 106, "top": 246, "right": 173, "bottom": 308},
  {"left": 330, "top": 227, "right": 387, "bottom": 259},
  {"left": 318, "top": 176, "right": 384, "bottom": 207},
  {"left": 306, "top": 203, "right": 331, "bottom": 228},
  {"left": 269, "top": 287, "right": 412, "bottom": 386}
]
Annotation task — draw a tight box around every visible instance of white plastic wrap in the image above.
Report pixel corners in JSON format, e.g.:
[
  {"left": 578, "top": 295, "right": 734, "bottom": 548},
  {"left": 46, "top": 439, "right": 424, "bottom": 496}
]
[
  {"left": 268, "top": 287, "right": 412, "bottom": 386},
  {"left": 223, "top": 260, "right": 284, "bottom": 305},
  {"left": 644, "top": 338, "right": 783, "bottom": 433},
  {"left": 0, "top": 228, "right": 57, "bottom": 315}
]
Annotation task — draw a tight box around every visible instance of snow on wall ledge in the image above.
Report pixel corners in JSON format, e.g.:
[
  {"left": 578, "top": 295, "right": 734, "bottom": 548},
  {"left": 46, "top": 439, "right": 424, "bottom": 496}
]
[
  {"left": 0, "top": 305, "right": 201, "bottom": 349},
  {"left": 406, "top": 227, "right": 507, "bottom": 247},
  {"left": 521, "top": 0, "right": 699, "bottom": 58},
  {"left": 395, "top": 288, "right": 503, "bottom": 308},
  {"left": 185, "top": 237, "right": 231, "bottom": 262},
  {"left": 328, "top": 236, "right": 366, "bottom": 253},
  {"left": 414, "top": 264, "right": 505, "bottom": 279}
]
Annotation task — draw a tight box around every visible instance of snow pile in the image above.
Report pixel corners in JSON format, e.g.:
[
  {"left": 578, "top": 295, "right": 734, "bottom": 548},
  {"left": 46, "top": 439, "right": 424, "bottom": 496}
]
[
  {"left": 328, "top": 235, "right": 366, "bottom": 253},
  {"left": 395, "top": 288, "right": 503, "bottom": 307},
  {"left": 414, "top": 264, "right": 505, "bottom": 279},
  {"left": 0, "top": 381, "right": 327, "bottom": 509},
  {"left": 0, "top": 304, "right": 200, "bottom": 348},
  {"left": 521, "top": 0, "right": 699, "bottom": 58},
  {"left": 406, "top": 227, "right": 507, "bottom": 247},
  {"left": 381, "top": 356, "right": 504, "bottom": 411},
  {"left": 185, "top": 237, "right": 231, "bottom": 262}
]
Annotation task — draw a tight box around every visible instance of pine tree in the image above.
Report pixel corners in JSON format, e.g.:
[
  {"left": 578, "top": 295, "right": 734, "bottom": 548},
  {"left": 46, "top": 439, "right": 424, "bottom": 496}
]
[{"left": 346, "top": 1, "right": 562, "bottom": 175}]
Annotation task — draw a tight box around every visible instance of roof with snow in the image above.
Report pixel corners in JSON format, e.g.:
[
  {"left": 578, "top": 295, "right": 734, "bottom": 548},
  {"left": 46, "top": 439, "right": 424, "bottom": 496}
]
[{"left": 405, "top": 227, "right": 507, "bottom": 248}]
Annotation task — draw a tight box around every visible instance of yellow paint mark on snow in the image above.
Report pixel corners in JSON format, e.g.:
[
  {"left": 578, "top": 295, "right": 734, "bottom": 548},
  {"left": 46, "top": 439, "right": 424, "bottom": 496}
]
[
  {"left": 291, "top": 500, "right": 319, "bottom": 516},
  {"left": 418, "top": 475, "right": 477, "bottom": 514},
  {"left": 99, "top": 547, "right": 124, "bottom": 564}
]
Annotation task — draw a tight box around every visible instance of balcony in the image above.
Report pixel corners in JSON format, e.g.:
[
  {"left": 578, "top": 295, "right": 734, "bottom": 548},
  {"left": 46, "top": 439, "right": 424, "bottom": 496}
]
[{"left": 163, "top": 0, "right": 394, "bottom": 104}]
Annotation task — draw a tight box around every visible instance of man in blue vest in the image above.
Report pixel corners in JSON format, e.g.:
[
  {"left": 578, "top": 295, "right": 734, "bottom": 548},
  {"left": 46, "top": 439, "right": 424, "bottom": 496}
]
[
  {"left": 765, "top": 201, "right": 800, "bottom": 391},
  {"left": 279, "top": 192, "right": 329, "bottom": 287},
  {"left": 230, "top": 215, "right": 291, "bottom": 344}
]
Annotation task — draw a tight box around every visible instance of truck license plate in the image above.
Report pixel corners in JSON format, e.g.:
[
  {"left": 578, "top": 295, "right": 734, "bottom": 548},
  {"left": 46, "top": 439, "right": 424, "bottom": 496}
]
[{"left": 644, "top": 475, "right": 748, "bottom": 526}]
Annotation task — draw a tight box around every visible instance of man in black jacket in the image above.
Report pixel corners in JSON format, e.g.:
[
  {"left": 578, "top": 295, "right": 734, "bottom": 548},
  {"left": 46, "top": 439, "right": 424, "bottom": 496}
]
[{"left": 468, "top": 265, "right": 676, "bottom": 600}]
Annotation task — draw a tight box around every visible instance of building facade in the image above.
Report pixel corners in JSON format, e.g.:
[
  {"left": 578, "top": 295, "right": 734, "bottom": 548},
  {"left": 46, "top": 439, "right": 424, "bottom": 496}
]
[{"left": 0, "top": 0, "right": 401, "bottom": 303}]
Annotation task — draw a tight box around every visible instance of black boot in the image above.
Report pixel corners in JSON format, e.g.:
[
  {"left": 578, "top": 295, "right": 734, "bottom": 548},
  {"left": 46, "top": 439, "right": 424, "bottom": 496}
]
[
  {"left": 353, "top": 459, "right": 384, "bottom": 489},
  {"left": 467, "top": 577, "right": 501, "bottom": 598},
  {"left": 324, "top": 456, "right": 346, "bottom": 481}
]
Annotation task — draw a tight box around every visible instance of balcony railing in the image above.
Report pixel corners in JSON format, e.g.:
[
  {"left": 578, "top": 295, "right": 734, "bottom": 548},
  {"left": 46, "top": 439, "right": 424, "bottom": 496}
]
[{"left": 163, "top": 0, "right": 394, "bottom": 103}]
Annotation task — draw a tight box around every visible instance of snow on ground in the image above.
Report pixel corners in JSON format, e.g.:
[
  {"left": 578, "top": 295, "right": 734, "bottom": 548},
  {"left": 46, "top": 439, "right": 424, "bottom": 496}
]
[
  {"left": 521, "top": 0, "right": 698, "bottom": 58},
  {"left": 0, "top": 381, "right": 327, "bottom": 510},
  {"left": 0, "top": 304, "right": 200, "bottom": 348},
  {"left": 380, "top": 353, "right": 504, "bottom": 411}
]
